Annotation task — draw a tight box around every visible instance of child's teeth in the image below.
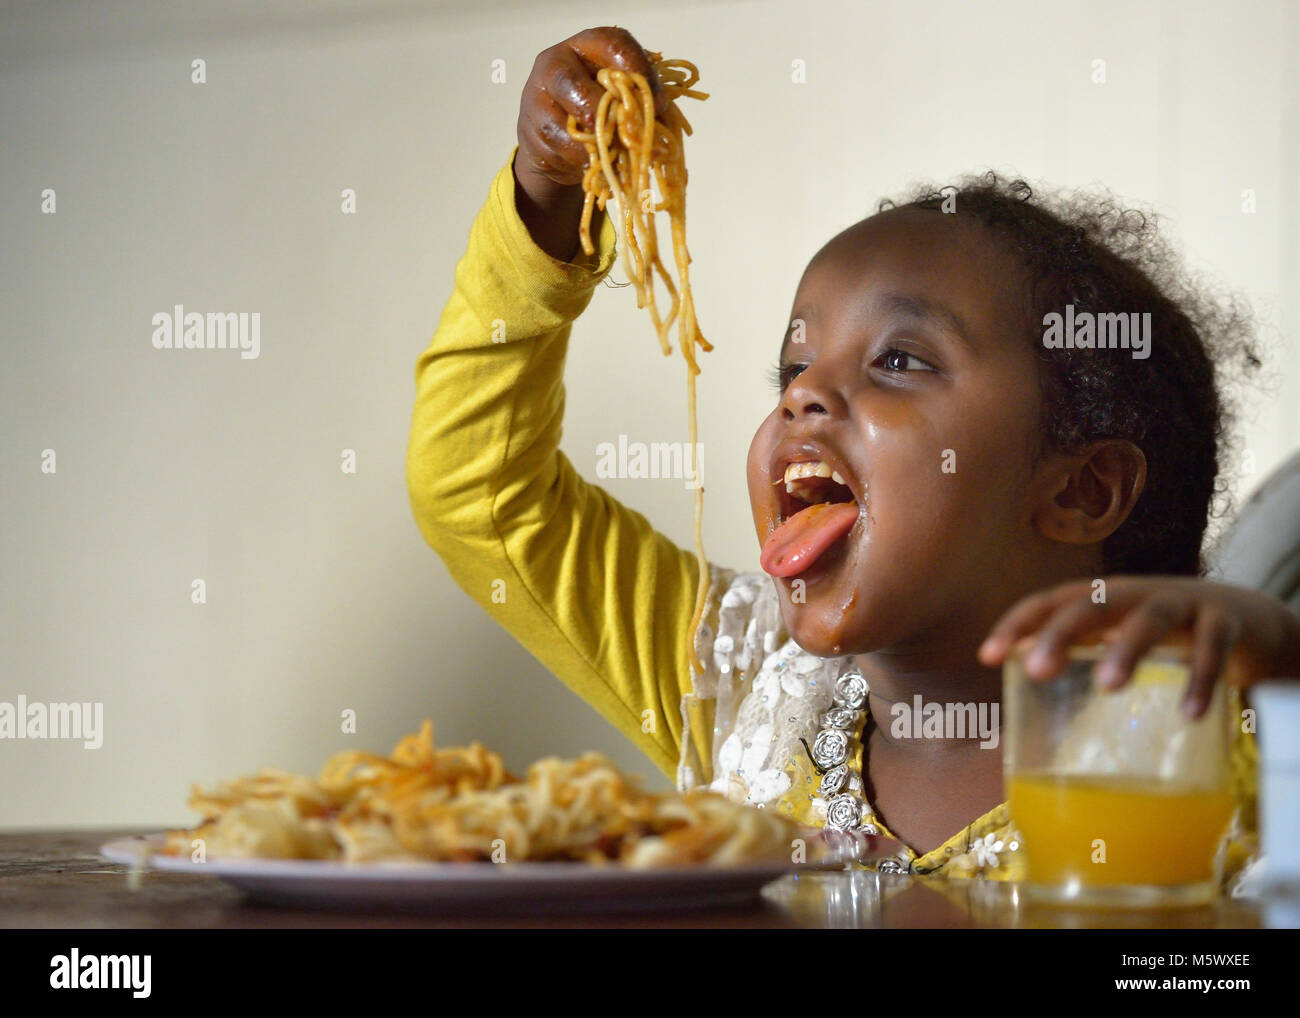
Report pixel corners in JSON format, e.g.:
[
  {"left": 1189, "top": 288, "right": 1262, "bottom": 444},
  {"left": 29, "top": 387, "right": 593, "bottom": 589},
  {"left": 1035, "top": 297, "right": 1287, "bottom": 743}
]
[
  {"left": 783, "top": 461, "right": 834, "bottom": 483},
  {"left": 779, "top": 461, "right": 857, "bottom": 506}
]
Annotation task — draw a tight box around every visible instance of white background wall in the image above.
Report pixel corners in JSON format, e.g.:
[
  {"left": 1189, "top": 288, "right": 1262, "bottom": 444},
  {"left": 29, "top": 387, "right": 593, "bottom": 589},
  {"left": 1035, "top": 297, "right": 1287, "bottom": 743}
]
[{"left": 2, "top": 0, "right": 1296, "bottom": 827}]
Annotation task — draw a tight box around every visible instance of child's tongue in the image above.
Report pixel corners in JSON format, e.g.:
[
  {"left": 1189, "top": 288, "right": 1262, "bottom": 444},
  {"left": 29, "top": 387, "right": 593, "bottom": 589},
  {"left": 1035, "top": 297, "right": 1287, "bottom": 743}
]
[{"left": 760, "top": 501, "right": 859, "bottom": 577}]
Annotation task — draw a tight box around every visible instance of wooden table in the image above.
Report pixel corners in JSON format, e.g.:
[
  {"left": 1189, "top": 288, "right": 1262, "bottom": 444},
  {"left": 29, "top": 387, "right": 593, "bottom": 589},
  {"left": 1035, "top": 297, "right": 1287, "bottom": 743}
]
[{"left": 0, "top": 829, "right": 1267, "bottom": 929}]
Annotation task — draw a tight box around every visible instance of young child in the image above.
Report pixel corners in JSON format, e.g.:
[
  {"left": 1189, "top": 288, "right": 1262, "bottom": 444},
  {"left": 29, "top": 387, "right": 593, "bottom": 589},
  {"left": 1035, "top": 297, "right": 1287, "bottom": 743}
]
[{"left": 407, "top": 27, "right": 1300, "bottom": 883}]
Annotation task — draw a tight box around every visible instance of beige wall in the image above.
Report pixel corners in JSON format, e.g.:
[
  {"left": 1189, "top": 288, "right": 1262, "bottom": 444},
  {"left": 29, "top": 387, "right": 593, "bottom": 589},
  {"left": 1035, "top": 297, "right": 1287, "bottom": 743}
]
[{"left": 2, "top": 0, "right": 1296, "bottom": 827}]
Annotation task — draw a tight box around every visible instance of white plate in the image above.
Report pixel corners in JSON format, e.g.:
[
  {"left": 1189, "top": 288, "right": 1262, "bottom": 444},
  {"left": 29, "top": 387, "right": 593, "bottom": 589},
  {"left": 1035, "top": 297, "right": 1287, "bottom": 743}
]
[{"left": 100, "top": 834, "right": 811, "bottom": 912}]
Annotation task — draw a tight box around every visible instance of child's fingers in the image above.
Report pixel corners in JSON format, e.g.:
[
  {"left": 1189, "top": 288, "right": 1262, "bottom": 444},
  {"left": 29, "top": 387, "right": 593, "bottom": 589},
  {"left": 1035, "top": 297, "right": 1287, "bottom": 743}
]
[
  {"left": 516, "top": 91, "right": 590, "bottom": 190},
  {"left": 517, "top": 40, "right": 608, "bottom": 195},
  {"left": 1183, "top": 609, "right": 1239, "bottom": 718},
  {"left": 533, "top": 92, "right": 592, "bottom": 176},
  {"left": 564, "top": 26, "right": 669, "bottom": 121},
  {"left": 544, "top": 44, "right": 607, "bottom": 133},
  {"left": 1093, "top": 595, "right": 1196, "bottom": 691},
  {"left": 1020, "top": 596, "right": 1132, "bottom": 679},
  {"left": 978, "top": 582, "right": 1090, "bottom": 665}
]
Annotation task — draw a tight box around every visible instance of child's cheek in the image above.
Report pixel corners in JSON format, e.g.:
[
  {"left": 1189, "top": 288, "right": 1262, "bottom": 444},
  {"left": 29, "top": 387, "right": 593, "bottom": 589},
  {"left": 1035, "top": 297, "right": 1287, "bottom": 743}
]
[
  {"left": 860, "top": 398, "right": 1027, "bottom": 562},
  {"left": 745, "top": 412, "right": 784, "bottom": 537}
]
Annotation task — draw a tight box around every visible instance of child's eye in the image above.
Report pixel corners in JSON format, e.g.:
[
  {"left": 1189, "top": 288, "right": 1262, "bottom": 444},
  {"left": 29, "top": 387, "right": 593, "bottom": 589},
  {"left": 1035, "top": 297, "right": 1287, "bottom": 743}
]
[
  {"left": 767, "top": 361, "right": 806, "bottom": 393},
  {"left": 876, "top": 348, "right": 936, "bottom": 373},
  {"left": 768, "top": 348, "right": 935, "bottom": 393}
]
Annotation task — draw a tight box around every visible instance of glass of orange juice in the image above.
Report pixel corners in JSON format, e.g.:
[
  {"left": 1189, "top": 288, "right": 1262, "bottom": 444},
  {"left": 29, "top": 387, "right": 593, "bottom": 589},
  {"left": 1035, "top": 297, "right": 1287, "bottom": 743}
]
[{"left": 1004, "top": 643, "right": 1236, "bottom": 907}]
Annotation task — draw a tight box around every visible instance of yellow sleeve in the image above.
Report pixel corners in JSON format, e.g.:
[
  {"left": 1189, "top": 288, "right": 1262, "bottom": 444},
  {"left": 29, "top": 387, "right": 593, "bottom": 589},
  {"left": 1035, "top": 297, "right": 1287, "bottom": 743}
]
[{"left": 405, "top": 147, "right": 709, "bottom": 782}]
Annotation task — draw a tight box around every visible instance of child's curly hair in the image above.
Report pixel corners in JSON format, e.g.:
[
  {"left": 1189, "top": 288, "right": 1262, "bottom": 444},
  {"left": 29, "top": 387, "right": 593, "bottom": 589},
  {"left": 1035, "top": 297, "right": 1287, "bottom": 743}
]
[{"left": 880, "top": 175, "right": 1262, "bottom": 576}]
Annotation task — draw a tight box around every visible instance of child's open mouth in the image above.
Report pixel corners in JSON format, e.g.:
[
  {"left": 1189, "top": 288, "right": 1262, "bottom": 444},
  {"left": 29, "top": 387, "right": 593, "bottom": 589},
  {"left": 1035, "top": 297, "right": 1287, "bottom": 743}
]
[{"left": 761, "top": 457, "right": 864, "bottom": 578}]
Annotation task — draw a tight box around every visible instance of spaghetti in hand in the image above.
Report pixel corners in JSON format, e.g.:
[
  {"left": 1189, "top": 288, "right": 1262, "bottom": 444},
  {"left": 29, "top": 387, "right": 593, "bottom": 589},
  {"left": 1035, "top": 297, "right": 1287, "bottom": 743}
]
[{"left": 566, "top": 52, "right": 714, "bottom": 677}]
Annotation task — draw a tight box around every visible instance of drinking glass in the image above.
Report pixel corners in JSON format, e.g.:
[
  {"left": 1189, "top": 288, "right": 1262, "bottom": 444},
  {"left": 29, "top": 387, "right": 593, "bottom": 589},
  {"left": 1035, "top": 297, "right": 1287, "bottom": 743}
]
[{"left": 1004, "top": 644, "right": 1235, "bottom": 907}]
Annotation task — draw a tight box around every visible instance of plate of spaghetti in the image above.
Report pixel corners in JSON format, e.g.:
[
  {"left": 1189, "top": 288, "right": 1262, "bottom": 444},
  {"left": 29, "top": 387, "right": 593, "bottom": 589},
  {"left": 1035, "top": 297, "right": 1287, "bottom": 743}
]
[{"left": 100, "top": 721, "right": 846, "bottom": 912}]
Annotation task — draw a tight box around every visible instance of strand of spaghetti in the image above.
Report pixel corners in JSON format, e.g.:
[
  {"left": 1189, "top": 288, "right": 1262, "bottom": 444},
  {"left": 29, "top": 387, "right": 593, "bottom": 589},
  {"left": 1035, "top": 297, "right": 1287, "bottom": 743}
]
[
  {"left": 599, "top": 69, "right": 678, "bottom": 358},
  {"left": 593, "top": 81, "right": 646, "bottom": 304},
  {"left": 661, "top": 96, "right": 711, "bottom": 675},
  {"left": 620, "top": 71, "right": 677, "bottom": 349},
  {"left": 641, "top": 122, "right": 682, "bottom": 342},
  {"left": 565, "top": 54, "right": 712, "bottom": 677}
]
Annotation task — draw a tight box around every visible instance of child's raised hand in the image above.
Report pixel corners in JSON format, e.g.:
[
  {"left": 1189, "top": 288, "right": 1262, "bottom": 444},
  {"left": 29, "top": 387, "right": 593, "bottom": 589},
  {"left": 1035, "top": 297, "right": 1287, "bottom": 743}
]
[
  {"left": 513, "top": 27, "right": 667, "bottom": 261},
  {"left": 977, "top": 577, "right": 1300, "bottom": 717}
]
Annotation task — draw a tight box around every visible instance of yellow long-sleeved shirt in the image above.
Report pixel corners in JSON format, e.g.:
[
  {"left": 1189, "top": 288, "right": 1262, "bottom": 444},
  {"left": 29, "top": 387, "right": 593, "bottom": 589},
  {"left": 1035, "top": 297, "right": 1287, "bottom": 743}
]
[{"left": 407, "top": 148, "right": 1259, "bottom": 885}]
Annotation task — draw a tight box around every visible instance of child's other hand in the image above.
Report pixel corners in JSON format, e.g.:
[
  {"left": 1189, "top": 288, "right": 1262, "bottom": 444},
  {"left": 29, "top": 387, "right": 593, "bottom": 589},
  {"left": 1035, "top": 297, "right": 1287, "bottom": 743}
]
[
  {"left": 977, "top": 577, "right": 1300, "bottom": 717},
  {"left": 513, "top": 27, "right": 666, "bottom": 260}
]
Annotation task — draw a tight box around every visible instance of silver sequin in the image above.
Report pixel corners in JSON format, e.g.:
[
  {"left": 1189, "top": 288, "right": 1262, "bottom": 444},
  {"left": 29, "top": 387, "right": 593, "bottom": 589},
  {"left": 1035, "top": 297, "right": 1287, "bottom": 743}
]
[
  {"left": 811, "top": 729, "right": 848, "bottom": 769},
  {"left": 818, "top": 764, "right": 847, "bottom": 797},
  {"left": 833, "top": 671, "right": 868, "bottom": 710},
  {"left": 821, "top": 707, "right": 861, "bottom": 730},
  {"left": 826, "top": 794, "right": 864, "bottom": 831}
]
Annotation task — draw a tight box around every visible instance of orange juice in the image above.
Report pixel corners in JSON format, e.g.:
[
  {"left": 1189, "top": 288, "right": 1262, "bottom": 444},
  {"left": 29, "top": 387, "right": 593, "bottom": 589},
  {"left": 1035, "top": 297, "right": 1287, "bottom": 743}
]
[{"left": 1008, "top": 773, "right": 1235, "bottom": 887}]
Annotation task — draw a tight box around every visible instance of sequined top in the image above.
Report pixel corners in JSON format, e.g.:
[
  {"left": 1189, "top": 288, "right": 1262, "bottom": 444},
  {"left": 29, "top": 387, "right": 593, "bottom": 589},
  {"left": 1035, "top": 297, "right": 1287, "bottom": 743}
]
[{"left": 409, "top": 147, "right": 1260, "bottom": 888}]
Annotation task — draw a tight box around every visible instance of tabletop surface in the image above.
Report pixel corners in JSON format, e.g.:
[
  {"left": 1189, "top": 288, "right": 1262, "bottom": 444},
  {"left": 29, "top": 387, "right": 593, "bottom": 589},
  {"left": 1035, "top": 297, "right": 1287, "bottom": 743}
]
[{"left": 0, "top": 829, "right": 1268, "bottom": 929}]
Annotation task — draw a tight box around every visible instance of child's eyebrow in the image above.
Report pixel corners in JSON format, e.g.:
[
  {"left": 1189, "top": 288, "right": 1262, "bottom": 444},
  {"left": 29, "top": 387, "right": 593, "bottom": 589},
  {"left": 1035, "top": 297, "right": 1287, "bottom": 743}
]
[
  {"left": 877, "top": 292, "right": 975, "bottom": 351},
  {"left": 779, "top": 293, "right": 976, "bottom": 361}
]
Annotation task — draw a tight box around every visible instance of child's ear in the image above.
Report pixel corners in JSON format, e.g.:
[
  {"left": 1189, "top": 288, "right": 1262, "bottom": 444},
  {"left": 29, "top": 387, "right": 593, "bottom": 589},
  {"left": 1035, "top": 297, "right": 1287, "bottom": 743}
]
[{"left": 1032, "top": 439, "right": 1147, "bottom": 546}]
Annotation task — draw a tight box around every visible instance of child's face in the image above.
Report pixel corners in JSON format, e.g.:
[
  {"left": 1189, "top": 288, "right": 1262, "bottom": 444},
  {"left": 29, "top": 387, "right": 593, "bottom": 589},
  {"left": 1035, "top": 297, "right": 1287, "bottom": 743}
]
[{"left": 747, "top": 207, "right": 1062, "bottom": 661}]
